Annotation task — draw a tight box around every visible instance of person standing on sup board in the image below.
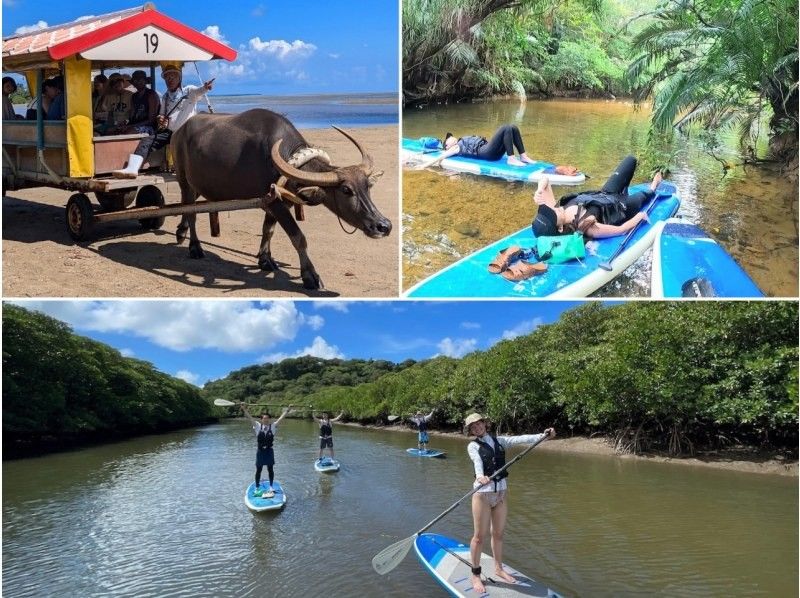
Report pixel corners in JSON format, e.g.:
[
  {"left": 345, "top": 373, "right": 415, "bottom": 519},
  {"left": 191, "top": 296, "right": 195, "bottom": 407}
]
[
  {"left": 313, "top": 411, "right": 344, "bottom": 462},
  {"left": 408, "top": 409, "right": 435, "bottom": 452},
  {"left": 241, "top": 403, "right": 293, "bottom": 497},
  {"left": 464, "top": 413, "right": 555, "bottom": 594}
]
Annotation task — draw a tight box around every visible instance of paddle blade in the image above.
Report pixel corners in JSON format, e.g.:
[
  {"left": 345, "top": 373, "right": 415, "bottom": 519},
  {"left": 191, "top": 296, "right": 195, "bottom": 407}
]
[
  {"left": 598, "top": 261, "right": 613, "bottom": 272},
  {"left": 387, "top": 415, "right": 400, "bottom": 422},
  {"left": 213, "top": 399, "right": 236, "bottom": 407},
  {"left": 372, "top": 535, "right": 415, "bottom": 575}
]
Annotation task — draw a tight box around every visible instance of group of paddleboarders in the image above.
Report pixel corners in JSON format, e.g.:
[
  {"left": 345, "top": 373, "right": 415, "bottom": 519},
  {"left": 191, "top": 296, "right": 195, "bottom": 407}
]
[{"left": 240, "top": 403, "right": 344, "bottom": 497}]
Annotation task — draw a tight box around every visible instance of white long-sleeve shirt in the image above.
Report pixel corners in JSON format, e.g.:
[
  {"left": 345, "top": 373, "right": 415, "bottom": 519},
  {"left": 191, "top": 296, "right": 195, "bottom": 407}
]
[
  {"left": 467, "top": 433, "right": 546, "bottom": 492},
  {"left": 160, "top": 84, "right": 207, "bottom": 131}
]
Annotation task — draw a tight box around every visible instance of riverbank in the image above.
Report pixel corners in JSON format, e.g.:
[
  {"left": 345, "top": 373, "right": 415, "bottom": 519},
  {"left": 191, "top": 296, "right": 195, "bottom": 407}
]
[
  {"left": 341, "top": 421, "right": 798, "bottom": 477},
  {"left": 2, "top": 124, "right": 398, "bottom": 298}
]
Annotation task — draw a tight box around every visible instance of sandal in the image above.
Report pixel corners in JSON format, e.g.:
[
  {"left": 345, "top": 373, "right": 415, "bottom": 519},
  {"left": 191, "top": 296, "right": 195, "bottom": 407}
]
[
  {"left": 501, "top": 261, "right": 547, "bottom": 282},
  {"left": 488, "top": 245, "right": 523, "bottom": 274},
  {"left": 554, "top": 165, "right": 579, "bottom": 176}
]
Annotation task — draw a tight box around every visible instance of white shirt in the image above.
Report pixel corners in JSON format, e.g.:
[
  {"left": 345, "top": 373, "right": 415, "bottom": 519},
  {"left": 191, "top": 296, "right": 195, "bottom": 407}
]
[
  {"left": 467, "top": 433, "right": 546, "bottom": 492},
  {"left": 160, "top": 84, "right": 207, "bottom": 131},
  {"left": 252, "top": 421, "right": 278, "bottom": 436}
]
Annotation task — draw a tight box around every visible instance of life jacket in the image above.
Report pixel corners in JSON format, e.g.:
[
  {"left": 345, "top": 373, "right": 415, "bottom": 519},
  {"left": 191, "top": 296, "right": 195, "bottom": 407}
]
[
  {"left": 320, "top": 422, "right": 332, "bottom": 438},
  {"left": 130, "top": 88, "right": 158, "bottom": 126},
  {"left": 474, "top": 435, "right": 507, "bottom": 488},
  {"left": 257, "top": 424, "right": 274, "bottom": 450},
  {"left": 458, "top": 135, "right": 487, "bottom": 157},
  {"left": 417, "top": 418, "right": 428, "bottom": 432},
  {"left": 560, "top": 191, "right": 627, "bottom": 229}
]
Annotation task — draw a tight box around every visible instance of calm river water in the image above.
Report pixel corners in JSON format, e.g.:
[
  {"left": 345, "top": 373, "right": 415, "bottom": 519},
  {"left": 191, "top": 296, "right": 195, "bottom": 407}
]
[
  {"left": 402, "top": 99, "right": 799, "bottom": 296},
  {"left": 3, "top": 419, "right": 797, "bottom": 597}
]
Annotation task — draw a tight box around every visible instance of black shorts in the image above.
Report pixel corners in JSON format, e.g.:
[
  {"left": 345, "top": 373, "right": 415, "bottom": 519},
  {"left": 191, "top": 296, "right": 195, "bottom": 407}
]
[
  {"left": 256, "top": 448, "right": 274, "bottom": 467},
  {"left": 319, "top": 437, "right": 333, "bottom": 449}
]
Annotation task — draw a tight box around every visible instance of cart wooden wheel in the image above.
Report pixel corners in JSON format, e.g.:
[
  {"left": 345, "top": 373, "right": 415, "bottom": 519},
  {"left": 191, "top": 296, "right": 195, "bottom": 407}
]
[
  {"left": 65, "top": 193, "right": 95, "bottom": 241},
  {"left": 135, "top": 185, "right": 166, "bottom": 230}
]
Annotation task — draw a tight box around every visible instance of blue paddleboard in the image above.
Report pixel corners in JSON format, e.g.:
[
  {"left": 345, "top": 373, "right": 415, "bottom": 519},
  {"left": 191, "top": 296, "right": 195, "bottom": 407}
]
[
  {"left": 314, "top": 457, "right": 341, "bottom": 473},
  {"left": 244, "top": 480, "right": 287, "bottom": 512},
  {"left": 401, "top": 137, "right": 585, "bottom": 185},
  {"left": 407, "top": 448, "right": 446, "bottom": 458},
  {"left": 651, "top": 219, "right": 763, "bottom": 298},
  {"left": 406, "top": 182, "right": 681, "bottom": 298},
  {"left": 414, "top": 533, "right": 563, "bottom": 597}
]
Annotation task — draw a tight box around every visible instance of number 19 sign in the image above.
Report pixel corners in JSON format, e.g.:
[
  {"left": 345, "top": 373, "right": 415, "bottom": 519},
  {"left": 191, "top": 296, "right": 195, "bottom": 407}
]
[{"left": 81, "top": 26, "right": 214, "bottom": 61}]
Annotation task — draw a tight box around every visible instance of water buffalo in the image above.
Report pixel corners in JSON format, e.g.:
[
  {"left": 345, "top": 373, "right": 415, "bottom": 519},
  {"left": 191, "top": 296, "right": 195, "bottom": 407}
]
[{"left": 169, "top": 108, "right": 392, "bottom": 289}]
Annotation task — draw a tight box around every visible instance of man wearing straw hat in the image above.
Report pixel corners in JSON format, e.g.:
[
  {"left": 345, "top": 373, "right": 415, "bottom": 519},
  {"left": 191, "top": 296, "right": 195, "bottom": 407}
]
[
  {"left": 463, "top": 412, "right": 555, "bottom": 594},
  {"left": 113, "top": 63, "right": 214, "bottom": 178}
]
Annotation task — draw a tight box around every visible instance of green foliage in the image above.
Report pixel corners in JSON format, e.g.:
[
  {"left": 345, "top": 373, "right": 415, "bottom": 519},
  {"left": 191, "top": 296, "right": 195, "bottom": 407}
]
[
  {"left": 3, "top": 305, "right": 212, "bottom": 450},
  {"left": 541, "top": 40, "right": 626, "bottom": 94},
  {"left": 626, "top": 0, "right": 799, "bottom": 163}
]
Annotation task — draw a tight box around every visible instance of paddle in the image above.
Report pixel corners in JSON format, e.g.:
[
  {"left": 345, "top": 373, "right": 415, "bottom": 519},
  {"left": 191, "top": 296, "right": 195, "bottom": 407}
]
[
  {"left": 387, "top": 415, "right": 401, "bottom": 422},
  {"left": 681, "top": 277, "right": 717, "bottom": 297},
  {"left": 213, "top": 399, "right": 313, "bottom": 410},
  {"left": 371, "top": 431, "right": 552, "bottom": 575},
  {"left": 598, "top": 181, "right": 676, "bottom": 272}
]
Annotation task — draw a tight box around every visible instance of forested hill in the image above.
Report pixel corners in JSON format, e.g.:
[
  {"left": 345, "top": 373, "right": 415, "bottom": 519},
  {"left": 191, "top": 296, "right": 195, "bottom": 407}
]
[
  {"left": 3, "top": 305, "right": 213, "bottom": 457},
  {"left": 304, "top": 302, "right": 798, "bottom": 457},
  {"left": 203, "top": 356, "right": 415, "bottom": 406}
]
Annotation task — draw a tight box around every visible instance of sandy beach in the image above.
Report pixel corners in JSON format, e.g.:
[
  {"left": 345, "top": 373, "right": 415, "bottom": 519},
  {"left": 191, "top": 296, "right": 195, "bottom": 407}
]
[
  {"left": 2, "top": 125, "right": 399, "bottom": 298},
  {"left": 342, "top": 421, "right": 798, "bottom": 477}
]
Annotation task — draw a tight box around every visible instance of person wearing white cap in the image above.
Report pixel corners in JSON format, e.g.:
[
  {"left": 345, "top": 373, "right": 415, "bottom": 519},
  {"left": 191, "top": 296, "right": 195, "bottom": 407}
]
[
  {"left": 113, "top": 64, "right": 214, "bottom": 178},
  {"left": 463, "top": 412, "right": 555, "bottom": 594}
]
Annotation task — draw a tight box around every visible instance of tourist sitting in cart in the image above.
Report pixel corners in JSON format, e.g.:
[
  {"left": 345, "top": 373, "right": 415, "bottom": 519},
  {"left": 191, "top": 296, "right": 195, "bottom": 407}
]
[
  {"left": 118, "top": 70, "right": 160, "bottom": 135},
  {"left": 98, "top": 73, "right": 132, "bottom": 134},
  {"left": 3, "top": 76, "right": 23, "bottom": 120},
  {"left": 113, "top": 63, "right": 214, "bottom": 178},
  {"left": 43, "top": 76, "right": 65, "bottom": 120}
]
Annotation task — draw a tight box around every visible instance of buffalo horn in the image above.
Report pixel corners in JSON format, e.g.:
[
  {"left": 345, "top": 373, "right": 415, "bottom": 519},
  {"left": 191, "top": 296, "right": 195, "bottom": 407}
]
[
  {"left": 271, "top": 139, "right": 339, "bottom": 187},
  {"left": 332, "top": 125, "right": 373, "bottom": 175}
]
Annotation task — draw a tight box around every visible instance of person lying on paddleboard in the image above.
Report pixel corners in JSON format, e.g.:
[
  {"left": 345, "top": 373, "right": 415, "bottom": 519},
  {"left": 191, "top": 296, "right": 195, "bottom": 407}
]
[
  {"left": 241, "top": 403, "right": 293, "bottom": 498},
  {"left": 532, "top": 155, "right": 663, "bottom": 239},
  {"left": 408, "top": 409, "right": 435, "bottom": 452},
  {"left": 464, "top": 413, "right": 555, "bottom": 595},
  {"left": 313, "top": 411, "right": 343, "bottom": 462},
  {"left": 422, "top": 124, "right": 537, "bottom": 168}
]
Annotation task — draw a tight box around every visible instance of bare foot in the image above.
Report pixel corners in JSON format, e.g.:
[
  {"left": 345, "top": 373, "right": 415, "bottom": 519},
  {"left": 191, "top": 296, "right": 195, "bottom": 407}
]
[
  {"left": 495, "top": 567, "right": 517, "bottom": 584},
  {"left": 507, "top": 155, "right": 525, "bottom": 167},
  {"left": 471, "top": 574, "right": 486, "bottom": 594},
  {"left": 519, "top": 153, "right": 536, "bottom": 164},
  {"left": 534, "top": 175, "right": 556, "bottom": 206},
  {"left": 650, "top": 171, "right": 663, "bottom": 191}
]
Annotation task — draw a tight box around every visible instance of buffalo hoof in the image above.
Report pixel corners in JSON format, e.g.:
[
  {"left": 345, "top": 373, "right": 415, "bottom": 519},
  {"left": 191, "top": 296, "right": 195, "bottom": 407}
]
[
  {"left": 176, "top": 225, "right": 188, "bottom": 244},
  {"left": 258, "top": 254, "right": 279, "bottom": 272},
  {"left": 302, "top": 269, "right": 323, "bottom": 290},
  {"left": 189, "top": 243, "right": 205, "bottom": 259}
]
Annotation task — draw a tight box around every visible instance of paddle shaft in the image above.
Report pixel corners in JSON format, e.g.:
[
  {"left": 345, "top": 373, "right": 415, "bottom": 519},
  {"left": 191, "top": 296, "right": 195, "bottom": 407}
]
[
  {"left": 413, "top": 432, "right": 550, "bottom": 537},
  {"left": 598, "top": 187, "right": 665, "bottom": 272}
]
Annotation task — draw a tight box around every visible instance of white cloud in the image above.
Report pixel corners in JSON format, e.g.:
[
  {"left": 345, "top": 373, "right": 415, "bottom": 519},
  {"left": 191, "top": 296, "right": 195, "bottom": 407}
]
[
  {"left": 202, "top": 25, "right": 228, "bottom": 45},
  {"left": 248, "top": 38, "right": 317, "bottom": 60},
  {"left": 75, "top": 15, "right": 96, "bottom": 22},
  {"left": 120, "top": 348, "right": 135, "bottom": 357},
  {"left": 313, "top": 301, "right": 351, "bottom": 313},
  {"left": 436, "top": 337, "right": 478, "bottom": 358},
  {"left": 175, "top": 370, "right": 201, "bottom": 386},
  {"left": 209, "top": 61, "right": 247, "bottom": 78},
  {"left": 11, "top": 301, "right": 304, "bottom": 352},
  {"left": 251, "top": 3, "right": 265, "bottom": 16},
  {"left": 15, "top": 21, "right": 48, "bottom": 35},
  {"left": 304, "top": 314, "right": 325, "bottom": 330},
  {"left": 261, "top": 336, "right": 344, "bottom": 363},
  {"left": 328, "top": 53, "right": 340, "bottom": 59},
  {"left": 460, "top": 321, "right": 480, "bottom": 330},
  {"left": 501, "top": 318, "right": 544, "bottom": 340}
]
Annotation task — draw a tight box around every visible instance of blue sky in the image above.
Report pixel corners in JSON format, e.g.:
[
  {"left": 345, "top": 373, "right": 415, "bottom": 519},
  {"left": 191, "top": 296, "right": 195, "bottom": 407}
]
[
  {"left": 1, "top": 0, "right": 398, "bottom": 95},
  {"left": 8, "top": 300, "right": 611, "bottom": 387}
]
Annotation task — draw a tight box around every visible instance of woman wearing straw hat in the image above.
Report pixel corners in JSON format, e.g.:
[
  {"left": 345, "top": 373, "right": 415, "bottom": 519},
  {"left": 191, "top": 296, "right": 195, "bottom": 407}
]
[{"left": 463, "top": 412, "right": 555, "bottom": 594}]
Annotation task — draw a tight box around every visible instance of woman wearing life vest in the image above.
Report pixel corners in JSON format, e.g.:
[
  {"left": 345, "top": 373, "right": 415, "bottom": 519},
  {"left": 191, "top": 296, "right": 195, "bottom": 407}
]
[
  {"left": 313, "top": 411, "right": 344, "bottom": 461},
  {"left": 424, "top": 124, "right": 536, "bottom": 167},
  {"left": 532, "top": 155, "right": 663, "bottom": 239},
  {"left": 241, "top": 403, "right": 292, "bottom": 498},
  {"left": 464, "top": 413, "right": 555, "bottom": 595},
  {"left": 408, "top": 409, "right": 435, "bottom": 452}
]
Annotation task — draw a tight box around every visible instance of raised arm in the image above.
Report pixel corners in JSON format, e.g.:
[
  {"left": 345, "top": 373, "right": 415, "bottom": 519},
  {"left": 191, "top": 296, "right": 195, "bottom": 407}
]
[
  {"left": 331, "top": 411, "right": 345, "bottom": 422},
  {"left": 498, "top": 428, "right": 556, "bottom": 448},
  {"left": 274, "top": 405, "right": 293, "bottom": 425},
  {"left": 240, "top": 403, "right": 256, "bottom": 423},
  {"left": 424, "top": 409, "right": 435, "bottom": 421}
]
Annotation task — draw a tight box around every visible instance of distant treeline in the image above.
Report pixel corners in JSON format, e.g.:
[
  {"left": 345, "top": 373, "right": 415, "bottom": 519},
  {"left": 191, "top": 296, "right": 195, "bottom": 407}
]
[
  {"left": 3, "top": 305, "right": 214, "bottom": 457},
  {"left": 292, "top": 302, "right": 798, "bottom": 457}
]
